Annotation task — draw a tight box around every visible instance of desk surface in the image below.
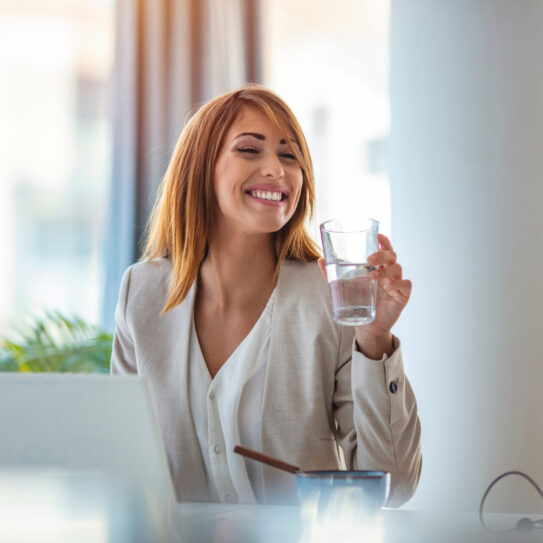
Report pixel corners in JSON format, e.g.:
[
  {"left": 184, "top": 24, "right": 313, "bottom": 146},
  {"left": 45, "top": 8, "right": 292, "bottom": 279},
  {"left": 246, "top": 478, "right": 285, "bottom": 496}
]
[{"left": 176, "top": 503, "right": 542, "bottom": 543}]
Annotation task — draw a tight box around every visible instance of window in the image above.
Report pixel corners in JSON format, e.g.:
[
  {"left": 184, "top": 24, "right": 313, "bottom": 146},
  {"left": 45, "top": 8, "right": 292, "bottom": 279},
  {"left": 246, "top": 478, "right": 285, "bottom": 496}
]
[
  {"left": 0, "top": 0, "right": 114, "bottom": 334},
  {"left": 261, "top": 0, "right": 391, "bottom": 238}
]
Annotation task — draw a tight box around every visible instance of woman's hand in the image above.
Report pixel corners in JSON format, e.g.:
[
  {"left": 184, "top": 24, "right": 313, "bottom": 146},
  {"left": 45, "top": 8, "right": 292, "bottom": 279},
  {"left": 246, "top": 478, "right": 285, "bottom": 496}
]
[
  {"left": 356, "top": 233, "right": 412, "bottom": 358},
  {"left": 368, "top": 234, "right": 411, "bottom": 330}
]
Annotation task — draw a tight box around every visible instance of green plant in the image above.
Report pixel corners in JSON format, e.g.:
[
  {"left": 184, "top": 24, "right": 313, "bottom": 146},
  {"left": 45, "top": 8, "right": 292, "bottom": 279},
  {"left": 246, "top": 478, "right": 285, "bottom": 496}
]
[{"left": 0, "top": 311, "right": 113, "bottom": 373}]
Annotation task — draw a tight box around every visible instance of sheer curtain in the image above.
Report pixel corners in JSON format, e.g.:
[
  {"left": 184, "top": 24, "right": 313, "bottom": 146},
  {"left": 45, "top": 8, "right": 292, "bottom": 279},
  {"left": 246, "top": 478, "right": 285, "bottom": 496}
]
[{"left": 103, "top": 0, "right": 261, "bottom": 329}]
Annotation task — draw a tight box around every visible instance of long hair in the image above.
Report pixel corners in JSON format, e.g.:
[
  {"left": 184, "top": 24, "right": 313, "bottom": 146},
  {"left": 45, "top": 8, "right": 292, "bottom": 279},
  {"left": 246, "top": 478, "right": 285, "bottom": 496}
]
[{"left": 142, "top": 84, "right": 321, "bottom": 313}]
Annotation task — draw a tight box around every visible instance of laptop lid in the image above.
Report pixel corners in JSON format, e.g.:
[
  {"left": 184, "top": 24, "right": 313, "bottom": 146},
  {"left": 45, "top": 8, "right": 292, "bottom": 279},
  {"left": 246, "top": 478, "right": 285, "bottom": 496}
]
[{"left": 0, "top": 373, "right": 178, "bottom": 542}]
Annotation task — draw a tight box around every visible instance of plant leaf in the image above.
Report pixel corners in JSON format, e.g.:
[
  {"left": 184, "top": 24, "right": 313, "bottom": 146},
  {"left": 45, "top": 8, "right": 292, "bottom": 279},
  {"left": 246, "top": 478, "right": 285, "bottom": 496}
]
[{"left": 0, "top": 311, "right": 113, "bottom": 374}]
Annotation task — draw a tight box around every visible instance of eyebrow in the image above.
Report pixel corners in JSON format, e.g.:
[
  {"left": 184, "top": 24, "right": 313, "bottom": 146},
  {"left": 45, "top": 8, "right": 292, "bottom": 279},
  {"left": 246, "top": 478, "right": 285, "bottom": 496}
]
[{"left": 235, "top": 132, "right": 289, "bottom": 145}]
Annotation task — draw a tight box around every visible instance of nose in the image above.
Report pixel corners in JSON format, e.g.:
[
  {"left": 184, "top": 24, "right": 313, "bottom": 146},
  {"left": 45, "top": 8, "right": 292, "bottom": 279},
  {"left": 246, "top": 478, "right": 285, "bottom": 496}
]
[{"left": 260, "top": 154, "right": 284, "bottom": 179}]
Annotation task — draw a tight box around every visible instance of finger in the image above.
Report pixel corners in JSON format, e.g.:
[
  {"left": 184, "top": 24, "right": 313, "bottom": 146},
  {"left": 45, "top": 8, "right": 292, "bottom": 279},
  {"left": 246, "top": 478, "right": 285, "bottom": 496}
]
[
  {"left": 382, "top": 278, "right": 412, "bottom": 300},
  {"left": 368, "top": 250, "right": 397, "bottom": 268},
  {"left": 378, "top": 233, "right": 393, "bottom": 251},
  {"left": 371, "top": 262, "right": 402, "bottom": 280},
  {"left": 318, "top": 258, "right": 327, "bottom": 281}
]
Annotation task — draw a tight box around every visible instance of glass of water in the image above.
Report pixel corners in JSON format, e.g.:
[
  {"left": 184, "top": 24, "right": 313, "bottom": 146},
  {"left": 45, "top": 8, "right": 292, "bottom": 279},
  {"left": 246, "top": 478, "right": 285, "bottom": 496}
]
[{"left": 320, "top": 218, "right": 379, "bottom": 326}]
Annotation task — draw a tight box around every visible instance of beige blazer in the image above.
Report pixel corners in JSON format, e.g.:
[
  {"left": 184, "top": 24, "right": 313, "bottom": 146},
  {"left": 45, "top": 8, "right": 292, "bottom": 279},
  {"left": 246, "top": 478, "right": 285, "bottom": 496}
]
[{"left": 111, "top": 258, "right": 421, "bottom": 507}]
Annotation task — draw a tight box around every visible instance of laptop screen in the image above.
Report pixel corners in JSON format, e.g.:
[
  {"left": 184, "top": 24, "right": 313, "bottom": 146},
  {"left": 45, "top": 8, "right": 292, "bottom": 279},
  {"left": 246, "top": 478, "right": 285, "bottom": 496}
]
[{"left": 0, "top": 373, "right": 177, "bottom": 542}]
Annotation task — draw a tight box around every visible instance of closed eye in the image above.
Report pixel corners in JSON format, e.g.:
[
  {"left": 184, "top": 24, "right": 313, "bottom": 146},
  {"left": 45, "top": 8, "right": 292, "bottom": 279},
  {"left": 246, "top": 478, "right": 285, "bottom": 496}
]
[
  {"left": 280, "top": 152, "right": 297, "bottom": 160},
  {"left": 237, "top": 146, "right": 259, "bottom": 154}
]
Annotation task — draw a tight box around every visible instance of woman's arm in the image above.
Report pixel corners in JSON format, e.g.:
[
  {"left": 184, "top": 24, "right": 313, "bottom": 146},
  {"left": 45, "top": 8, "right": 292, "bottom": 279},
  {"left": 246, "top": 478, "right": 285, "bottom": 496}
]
[
  {"left": 110, "top": 266, "right": 138, "bottom": 375},
  {"left": 333, "top": 333, "right": 422, "bottom": 508}
]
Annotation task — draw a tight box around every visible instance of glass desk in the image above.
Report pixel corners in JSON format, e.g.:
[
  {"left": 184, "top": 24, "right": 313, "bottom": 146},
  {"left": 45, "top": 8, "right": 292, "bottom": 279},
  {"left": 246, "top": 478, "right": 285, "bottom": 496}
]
[{"left": 176, "top": 502, "right": 542, "bottom": 543}]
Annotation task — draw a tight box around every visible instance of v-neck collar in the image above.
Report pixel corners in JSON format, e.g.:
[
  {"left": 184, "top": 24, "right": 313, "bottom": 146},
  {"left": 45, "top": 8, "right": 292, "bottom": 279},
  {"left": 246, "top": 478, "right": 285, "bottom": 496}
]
[{"left": 190, "top": 283, "right": 277, "bottom": 382}]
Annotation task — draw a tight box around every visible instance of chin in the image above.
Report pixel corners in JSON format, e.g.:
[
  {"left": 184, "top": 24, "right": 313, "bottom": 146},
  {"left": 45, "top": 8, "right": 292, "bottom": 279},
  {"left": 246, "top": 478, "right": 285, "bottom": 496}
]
[
  {"left": 226, "top": 209, "right": 295, "bottom": 236},
  {"left": 241, "top": 215, "right": 290, "bottom": 235},
  {"left": 251, "top": 224, "right": 285, "bottom": 235}
]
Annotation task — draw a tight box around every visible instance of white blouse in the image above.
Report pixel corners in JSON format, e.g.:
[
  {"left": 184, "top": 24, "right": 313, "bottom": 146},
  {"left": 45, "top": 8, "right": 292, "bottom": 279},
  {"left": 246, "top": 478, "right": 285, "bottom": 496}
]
[{"left": 188, "top": 289, "right": 276, "bottom": 504}]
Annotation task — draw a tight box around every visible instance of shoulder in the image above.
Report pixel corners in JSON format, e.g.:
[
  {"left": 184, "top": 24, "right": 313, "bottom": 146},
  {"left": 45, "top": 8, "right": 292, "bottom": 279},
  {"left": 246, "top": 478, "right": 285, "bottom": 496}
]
[
  {"left": 278, "top": 259, "right": 329, "bottom": 296},
  {"left": 127, "top": 258, "right": 172, "bottom": 288},
  {"left": 276, "top": 259, "right": 333, "bottom": 316},
  {"left": 119, "top": 258, "right": 172, "bottom": 317}
]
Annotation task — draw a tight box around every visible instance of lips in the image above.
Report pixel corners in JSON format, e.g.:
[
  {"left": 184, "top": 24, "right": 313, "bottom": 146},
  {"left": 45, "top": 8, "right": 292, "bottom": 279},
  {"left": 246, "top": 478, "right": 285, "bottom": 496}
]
[{"left": 244, "top": 184, "right": 290, "bottom": 202}]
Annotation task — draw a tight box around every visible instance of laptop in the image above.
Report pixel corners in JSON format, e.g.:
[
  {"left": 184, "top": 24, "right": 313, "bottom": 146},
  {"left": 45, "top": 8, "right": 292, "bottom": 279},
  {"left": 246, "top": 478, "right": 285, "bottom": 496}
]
[{"left": 0, "top": 373, "right": 179, "bottom": 543}]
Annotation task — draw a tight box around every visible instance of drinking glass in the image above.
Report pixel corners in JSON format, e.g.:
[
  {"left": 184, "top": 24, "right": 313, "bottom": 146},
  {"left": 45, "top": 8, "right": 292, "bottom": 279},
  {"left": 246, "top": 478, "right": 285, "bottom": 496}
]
[
  {"left": 296, "top": 470, "right": 389, "bottom": 542},
  {"left": 320, "top": 218, "right": 379, "bottom": 326}
]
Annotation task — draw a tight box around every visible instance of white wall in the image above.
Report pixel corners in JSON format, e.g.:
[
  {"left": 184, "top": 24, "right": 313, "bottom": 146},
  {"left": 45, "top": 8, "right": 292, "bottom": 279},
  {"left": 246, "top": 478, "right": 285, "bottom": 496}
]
[{"left": 390, "top": 0, "right": 543, "bottom": 513}]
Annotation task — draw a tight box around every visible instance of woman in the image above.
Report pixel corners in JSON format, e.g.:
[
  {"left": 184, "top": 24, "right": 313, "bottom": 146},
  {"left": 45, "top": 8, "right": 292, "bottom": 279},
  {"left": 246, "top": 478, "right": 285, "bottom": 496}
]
[{"left": 111, "top": 84, "right": 421, "bottom": 507}]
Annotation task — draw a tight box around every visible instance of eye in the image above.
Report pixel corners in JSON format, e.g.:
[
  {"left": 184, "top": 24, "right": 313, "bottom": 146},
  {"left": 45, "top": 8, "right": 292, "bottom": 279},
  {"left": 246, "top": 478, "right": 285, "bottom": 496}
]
[
  {"left": 237, "top": 146, "right": 259, "bottom": 154},
  {"left": 280, "top": 152, "right": 297, "bottom": 161}
]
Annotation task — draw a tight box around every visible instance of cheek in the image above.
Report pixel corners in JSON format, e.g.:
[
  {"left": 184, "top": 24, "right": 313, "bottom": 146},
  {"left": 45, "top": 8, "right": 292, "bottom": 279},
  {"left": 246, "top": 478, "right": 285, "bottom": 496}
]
[
  {"left": 213, "top": 158, "right": 236, "bottom": 201},
  {"left": 291, "top": 172, "right": 304, "bottom": 204}
]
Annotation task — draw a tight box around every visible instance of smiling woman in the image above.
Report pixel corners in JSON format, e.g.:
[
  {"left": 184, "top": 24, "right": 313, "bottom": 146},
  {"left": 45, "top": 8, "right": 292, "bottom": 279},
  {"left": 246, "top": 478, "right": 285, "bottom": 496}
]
[
  {"left": 110, "top": 84, "right": 421, "bottom": 507},
  {"left": 141, "top": 85, "right": 320, "bottom": 313},
  {"left": 212, "top": 107, "right": 304, "bottom": 236}
]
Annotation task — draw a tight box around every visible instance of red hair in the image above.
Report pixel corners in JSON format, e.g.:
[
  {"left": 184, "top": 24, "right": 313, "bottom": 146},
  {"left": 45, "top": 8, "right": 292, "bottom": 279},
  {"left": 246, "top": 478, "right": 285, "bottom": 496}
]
[{"left": 142, "top": 84, "right": 320, "bottom": 313}]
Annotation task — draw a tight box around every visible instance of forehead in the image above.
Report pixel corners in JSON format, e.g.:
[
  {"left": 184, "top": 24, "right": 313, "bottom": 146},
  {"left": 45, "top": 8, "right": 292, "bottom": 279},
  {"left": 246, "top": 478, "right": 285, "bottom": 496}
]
[{"left": 225, "top": 105, "right": 292, "bottom": 141}]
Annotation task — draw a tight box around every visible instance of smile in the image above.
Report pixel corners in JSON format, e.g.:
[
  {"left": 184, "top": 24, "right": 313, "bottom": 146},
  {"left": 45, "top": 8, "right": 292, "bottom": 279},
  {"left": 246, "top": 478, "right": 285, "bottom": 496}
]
[{"left": 248, "top": 190, "right": 285, "bottom": 201}]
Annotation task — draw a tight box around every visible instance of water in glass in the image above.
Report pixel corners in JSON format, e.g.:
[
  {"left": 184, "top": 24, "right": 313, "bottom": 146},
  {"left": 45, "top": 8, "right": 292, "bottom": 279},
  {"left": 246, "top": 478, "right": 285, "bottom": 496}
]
[{"left": 326, "top": 262, "right": 377, "bottom": 325}]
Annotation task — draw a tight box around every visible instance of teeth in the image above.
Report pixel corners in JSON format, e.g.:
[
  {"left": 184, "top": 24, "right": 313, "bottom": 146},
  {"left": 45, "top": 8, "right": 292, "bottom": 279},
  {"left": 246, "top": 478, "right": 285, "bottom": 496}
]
[{"left": 250, "top": 190, "right": 283, "bottom": 201}]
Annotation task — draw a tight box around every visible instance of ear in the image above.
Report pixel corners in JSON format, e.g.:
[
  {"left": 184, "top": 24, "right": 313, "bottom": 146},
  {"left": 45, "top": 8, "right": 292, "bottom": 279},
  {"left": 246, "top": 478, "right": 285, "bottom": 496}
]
[{"left": 318, "top": 258, "right": 327, "bottom": 281}]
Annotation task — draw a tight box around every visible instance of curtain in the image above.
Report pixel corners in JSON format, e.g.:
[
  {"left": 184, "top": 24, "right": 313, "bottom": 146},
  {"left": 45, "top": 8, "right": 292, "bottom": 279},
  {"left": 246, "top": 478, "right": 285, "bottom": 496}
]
[{"left": 102, "top": 0, "right": 262, "bottom": 330}]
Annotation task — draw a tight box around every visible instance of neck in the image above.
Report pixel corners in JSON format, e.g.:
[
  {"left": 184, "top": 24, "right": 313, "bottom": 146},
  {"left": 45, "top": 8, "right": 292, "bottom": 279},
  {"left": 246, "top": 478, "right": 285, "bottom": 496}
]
[{"left": 198, "top": 231, "right": 277, "bottom": 310}]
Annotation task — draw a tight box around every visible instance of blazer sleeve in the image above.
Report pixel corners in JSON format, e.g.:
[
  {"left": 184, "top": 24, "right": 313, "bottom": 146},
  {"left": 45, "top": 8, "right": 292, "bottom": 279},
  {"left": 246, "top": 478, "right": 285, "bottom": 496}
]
[
  {"left": 333, "top": 331, "right": 422, "bottom": 508},
  {"left": 110, "top": 266, "right": 137, "bottom": 375}
]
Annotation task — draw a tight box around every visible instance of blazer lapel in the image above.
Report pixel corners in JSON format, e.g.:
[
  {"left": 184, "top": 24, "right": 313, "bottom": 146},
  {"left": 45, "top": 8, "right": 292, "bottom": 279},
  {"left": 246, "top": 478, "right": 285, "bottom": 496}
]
[
  {"left": 260, "top": 260, "right": 302, "bottom": 503},
  {"left": 163, "top": 282, "right": 212, "bottom": 502}
]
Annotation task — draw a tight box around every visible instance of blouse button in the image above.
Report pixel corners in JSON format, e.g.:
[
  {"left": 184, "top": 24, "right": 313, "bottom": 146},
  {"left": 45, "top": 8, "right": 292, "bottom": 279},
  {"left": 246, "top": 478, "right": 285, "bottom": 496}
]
[
  {"left": 209, "top": 391, "right": 215, "bottom": 400},
  {"left": 214, "top": 445, "right": 222, "bottom": 454},
  {"left": 389, "top": 381, "right": 398, "bottom": 394}
]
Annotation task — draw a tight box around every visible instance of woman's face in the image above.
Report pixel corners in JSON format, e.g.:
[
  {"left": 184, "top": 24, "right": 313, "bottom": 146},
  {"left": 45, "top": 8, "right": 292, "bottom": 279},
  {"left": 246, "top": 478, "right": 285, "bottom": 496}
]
[{"left": 212, "top": 105, "right": 303, "bottom": 237}]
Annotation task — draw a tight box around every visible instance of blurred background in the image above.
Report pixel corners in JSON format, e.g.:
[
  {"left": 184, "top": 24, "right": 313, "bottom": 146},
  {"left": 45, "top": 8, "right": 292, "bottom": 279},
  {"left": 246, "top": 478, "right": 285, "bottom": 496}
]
[
  {"left": 0, "top": 0, "right": 390, "bottom": 336},
  {"left": 2, "top": 0, "right": 543, "bottom": 517},
  {"left": 0, "top": 0, "right": 114, "bottom": 334}
]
